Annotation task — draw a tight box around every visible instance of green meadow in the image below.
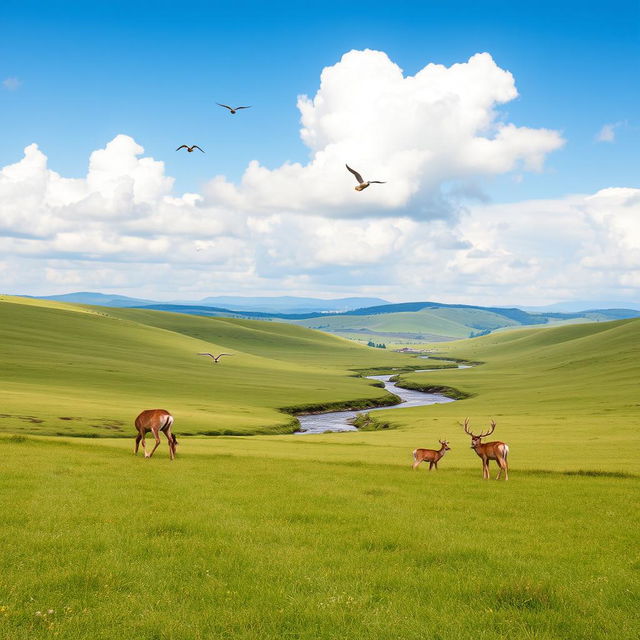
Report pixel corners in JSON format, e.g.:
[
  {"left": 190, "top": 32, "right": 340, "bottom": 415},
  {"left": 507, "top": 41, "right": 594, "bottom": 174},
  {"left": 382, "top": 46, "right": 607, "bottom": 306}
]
[
  {"left": 1, "top": 297, "right": 638, "bottom": 639},
  {"left": 0, "top": 296, "right": 413, "bottom": 436}
]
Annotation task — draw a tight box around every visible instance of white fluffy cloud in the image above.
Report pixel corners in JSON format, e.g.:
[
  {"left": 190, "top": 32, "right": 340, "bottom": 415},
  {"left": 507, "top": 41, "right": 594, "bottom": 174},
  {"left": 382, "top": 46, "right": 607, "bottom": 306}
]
[
  {"left": 0, "top": 50, "right": 637, "bottom": 305},
  {"left": 204, "top": 50, "right": 564, "bottom": 219},
  {"left": 0, "top": 132, "right": 638, "bottom": 304}
]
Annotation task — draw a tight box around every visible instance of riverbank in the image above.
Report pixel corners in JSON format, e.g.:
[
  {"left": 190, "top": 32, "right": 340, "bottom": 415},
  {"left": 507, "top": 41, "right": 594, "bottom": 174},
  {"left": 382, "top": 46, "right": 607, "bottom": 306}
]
[{"left": 296, "top": 369, "right": 463, "bottom": 434}]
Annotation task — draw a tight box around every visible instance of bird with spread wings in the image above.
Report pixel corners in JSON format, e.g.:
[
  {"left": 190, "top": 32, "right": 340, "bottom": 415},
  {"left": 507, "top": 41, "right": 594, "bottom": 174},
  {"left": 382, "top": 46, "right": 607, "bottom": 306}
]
[
  {"left": 216, "top": 103, "right": 251, "bottom": 114},
  {"left": 346, "top": 164, "right": 386, "bottom": 191},
  {"left": 176, "top": 145, "right": 205, "bottom": 153},
  {"left": 198, "top": 353, "right": 233, "bottom": 363}
]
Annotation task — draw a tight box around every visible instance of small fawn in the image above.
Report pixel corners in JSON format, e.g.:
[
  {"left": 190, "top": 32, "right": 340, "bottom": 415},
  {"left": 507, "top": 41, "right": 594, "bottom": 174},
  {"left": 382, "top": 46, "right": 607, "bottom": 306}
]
[{"left": 412, "top": 440, "right": 451, "bottom": 471}]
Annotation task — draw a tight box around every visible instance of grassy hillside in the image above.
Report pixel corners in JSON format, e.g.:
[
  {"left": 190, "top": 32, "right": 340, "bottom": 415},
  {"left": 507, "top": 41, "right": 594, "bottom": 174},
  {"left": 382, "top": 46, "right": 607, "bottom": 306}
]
[
  {"left": 296, "top": 309, "right": 475, "bottom": 338},
  {"left": 373, "top": 317, "right": 640, "bottom": 472},
  {"left": 0, "top": 296, "right": 414, "bottom": 437},
  {"left": 173, "top": 317, "right": 640, "bottom": 473},
  {"left": 291, "top": 304, "right": 636, "bottom": 342}
]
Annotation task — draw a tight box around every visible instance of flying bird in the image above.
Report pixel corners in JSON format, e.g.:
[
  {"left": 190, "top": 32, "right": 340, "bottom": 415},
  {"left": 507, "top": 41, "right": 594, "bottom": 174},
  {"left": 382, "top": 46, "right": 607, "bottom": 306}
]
[
  {"left": 198, "top": 353, "right": 233, "bottom": 363},
  {"left": 216, "top": 103, "right": 251, "bottom": 114},
  {"left": 176, "top": 145, "right": 204, "bottom": 153},
  {"left": 346, "top": 164, "right": 386, "bottom": 191}
]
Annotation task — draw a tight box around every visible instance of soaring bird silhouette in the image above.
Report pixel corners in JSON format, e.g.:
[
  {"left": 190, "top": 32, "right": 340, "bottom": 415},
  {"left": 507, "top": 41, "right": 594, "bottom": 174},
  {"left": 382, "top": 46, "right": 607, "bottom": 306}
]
[
  {"left": 176, "top": 145, "right": 204, "bottom": 153},
  {"left": 198, "top": 353, "right": 233, "bottom": 363},
  {"left": 346, "top": 164, "right": 386, "bottom": 191},
  {"left": 217, "top": 103, "right": 251, "bottom": 114}
]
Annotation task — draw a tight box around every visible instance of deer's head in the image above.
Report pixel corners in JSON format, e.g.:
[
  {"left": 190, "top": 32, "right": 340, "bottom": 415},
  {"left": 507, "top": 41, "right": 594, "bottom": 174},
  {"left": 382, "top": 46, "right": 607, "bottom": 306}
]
[{"left": 461, "top": 418, "right": 495, "bottom": 449}]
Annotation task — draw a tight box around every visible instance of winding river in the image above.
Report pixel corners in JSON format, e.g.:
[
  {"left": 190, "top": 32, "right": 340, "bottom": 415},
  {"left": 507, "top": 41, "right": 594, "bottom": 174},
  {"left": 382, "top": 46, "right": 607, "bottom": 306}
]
[{"left": 296, "top": 364, "right": 470, "bottom": 435}]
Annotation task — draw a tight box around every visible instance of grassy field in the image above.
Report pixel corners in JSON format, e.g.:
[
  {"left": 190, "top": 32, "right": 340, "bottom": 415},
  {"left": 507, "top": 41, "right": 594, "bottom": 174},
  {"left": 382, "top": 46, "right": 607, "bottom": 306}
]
[
  {"left": 1, "top": 436, "right": 638, "bottom": 640},
  {"left": 382, "top": 317, "right": 640, "bottom": 472},
  {"left": 1, "top": 298, "right": 638, "bottom": 638},
  {"left": 0, "top": 296, "right": 416, "bottom": 436}
]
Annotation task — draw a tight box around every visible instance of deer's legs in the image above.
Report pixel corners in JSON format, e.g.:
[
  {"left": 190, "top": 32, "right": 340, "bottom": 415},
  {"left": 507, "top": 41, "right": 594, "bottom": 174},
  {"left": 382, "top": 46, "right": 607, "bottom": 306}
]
[
  {"left": 412, "top": 460, "right": 421, "bottom": 470},
  {"left": 500, "top": 457, "right": 508, "bottom": 481},
  {"left": 164, "top": 429, "right": 175, "bottom": 460},
  {"left": 146, "top": 429, "right": 161, "bottom": 458},
  {"left": 429, "top": 461, "right": 434, "bottom": 471},
  {"left": 482, "top": 459, "right": 490, "bottom": 479},
  {"left": 134, "top": 434, "right": 142, "bottom": 455},
  {"left": 493, "top": 456, "right": 508, "bottom": 480}
]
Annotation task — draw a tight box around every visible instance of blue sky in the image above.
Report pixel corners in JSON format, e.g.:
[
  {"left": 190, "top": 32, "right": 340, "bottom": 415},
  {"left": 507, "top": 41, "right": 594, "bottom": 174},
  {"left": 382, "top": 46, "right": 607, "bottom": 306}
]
[
  {"left": 1, "top": 0, "right": 639, "bottom": 304},
  {"left": 2, "top": 0, "right": 638, "bottom": 199}
]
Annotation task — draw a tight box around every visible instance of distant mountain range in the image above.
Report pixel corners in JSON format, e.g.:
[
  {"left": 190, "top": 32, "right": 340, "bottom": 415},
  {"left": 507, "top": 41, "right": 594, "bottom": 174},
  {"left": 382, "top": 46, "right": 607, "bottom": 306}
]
[
  {"left": 193, "top": 295, "right": 389, "bottom": 313},
  {"left": 24, "top": 291, "right": 640, "bottom": 342},
  {"left": 30, "top": 292, "right": 390, "bottom": 314}
]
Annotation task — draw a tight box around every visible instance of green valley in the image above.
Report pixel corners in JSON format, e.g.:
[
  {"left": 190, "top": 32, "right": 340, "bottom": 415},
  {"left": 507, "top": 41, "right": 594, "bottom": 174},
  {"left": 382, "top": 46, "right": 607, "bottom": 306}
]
[{"left": 1, "top": 296, "right": 638, "bottom": 639}]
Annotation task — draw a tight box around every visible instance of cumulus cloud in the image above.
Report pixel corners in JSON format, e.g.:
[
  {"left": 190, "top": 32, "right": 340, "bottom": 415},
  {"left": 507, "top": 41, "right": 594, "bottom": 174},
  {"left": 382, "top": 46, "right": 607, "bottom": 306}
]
[
  {"left": 0, "top": 133, "right": 638, "bottom": 305},
  {"left": 204, "top": 50, "right": 564, "bottom": 220}
]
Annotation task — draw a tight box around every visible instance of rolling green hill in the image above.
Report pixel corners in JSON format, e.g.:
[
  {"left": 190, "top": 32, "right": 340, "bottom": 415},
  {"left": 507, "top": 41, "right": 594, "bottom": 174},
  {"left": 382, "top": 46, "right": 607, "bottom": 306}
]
[
  {"left": 292, "top": 303, "right": 639, "bottom": 342},
  {"left": 367, "top": 317, "right": 640, "bottom": 472},
  {"left": 0, "top": 296, "right": 414, "bottom": 437},
  {"left": 294, "top": 306, "right": 522, "bottom": 339}
]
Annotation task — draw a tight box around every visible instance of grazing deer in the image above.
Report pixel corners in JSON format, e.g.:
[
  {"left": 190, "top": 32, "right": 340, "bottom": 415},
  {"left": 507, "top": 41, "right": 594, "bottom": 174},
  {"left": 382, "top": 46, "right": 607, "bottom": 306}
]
[
  {"left": 461, "top": 418, "right": 509, "bottom": 480},
  {"left": 134, "top": 409, "right": 178, "bottom": 460},
  {"left": 412, "top": 440, "right": 451, "bottom": 471}
]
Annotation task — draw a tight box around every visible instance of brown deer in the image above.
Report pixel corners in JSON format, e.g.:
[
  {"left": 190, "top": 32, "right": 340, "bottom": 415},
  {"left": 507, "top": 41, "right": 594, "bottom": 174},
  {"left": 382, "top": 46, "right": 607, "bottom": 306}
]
[
  {"left": 134, "top": 409, "right": 178, "bottom": 460},
  {"left": 462, "top": 418, "right": 509, "bottom": 480},
  {"left": 412, "top": 440, "right": 451, "bottom": 471}
]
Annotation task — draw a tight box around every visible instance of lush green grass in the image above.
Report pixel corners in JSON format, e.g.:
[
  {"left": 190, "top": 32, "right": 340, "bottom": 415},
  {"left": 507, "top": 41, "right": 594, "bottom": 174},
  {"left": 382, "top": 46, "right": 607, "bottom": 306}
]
[
  {"left": 1, "top": 435, "right": 638, "bottom": 640},
  {"left": 1, "top": 299, "right": 639, "bottom": 638},
  {"left": 352, "top": 317, "right": 640, "bottom": 473},
  {"left": 0, "top": 296, "right": 415, "bottom": 436}
]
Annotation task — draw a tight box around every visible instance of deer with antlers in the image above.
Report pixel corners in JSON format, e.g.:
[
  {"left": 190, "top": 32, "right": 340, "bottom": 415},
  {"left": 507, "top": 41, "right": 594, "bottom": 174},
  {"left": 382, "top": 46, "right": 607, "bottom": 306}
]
[
  {"left": 462, "top": 418, "right": 509, "bottom": 480},
  {"left": 134, "top": 409, "right": 178, "bottom": 460},
  {"left": 412, "top": 440, "right": 451, "bottom": 471}
]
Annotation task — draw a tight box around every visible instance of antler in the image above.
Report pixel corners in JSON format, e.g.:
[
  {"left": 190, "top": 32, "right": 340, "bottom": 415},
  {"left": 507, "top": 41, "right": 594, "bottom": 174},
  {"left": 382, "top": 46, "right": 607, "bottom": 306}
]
[
  {"left": 460, "top": 417, "right": 496, "bottom": 439},
  {"left": 460, "top": 417, "right": 473, "bottom": 435},
  {"left": 475, "top": 419, "right": 496, "bottom": 439}
]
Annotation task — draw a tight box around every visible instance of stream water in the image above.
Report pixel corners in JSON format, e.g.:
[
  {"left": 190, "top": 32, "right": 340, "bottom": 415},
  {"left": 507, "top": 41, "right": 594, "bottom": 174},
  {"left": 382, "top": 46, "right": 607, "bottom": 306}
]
[{"left": 296, "top": 364, "right": 470, "bottom": 435}]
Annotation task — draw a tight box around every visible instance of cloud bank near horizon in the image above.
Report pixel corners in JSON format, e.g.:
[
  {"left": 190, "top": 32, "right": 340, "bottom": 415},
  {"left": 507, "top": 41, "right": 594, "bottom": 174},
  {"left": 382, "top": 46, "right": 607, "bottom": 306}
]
[{"left": 0, "top": 50, "right": 638, "bottom": 305}]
